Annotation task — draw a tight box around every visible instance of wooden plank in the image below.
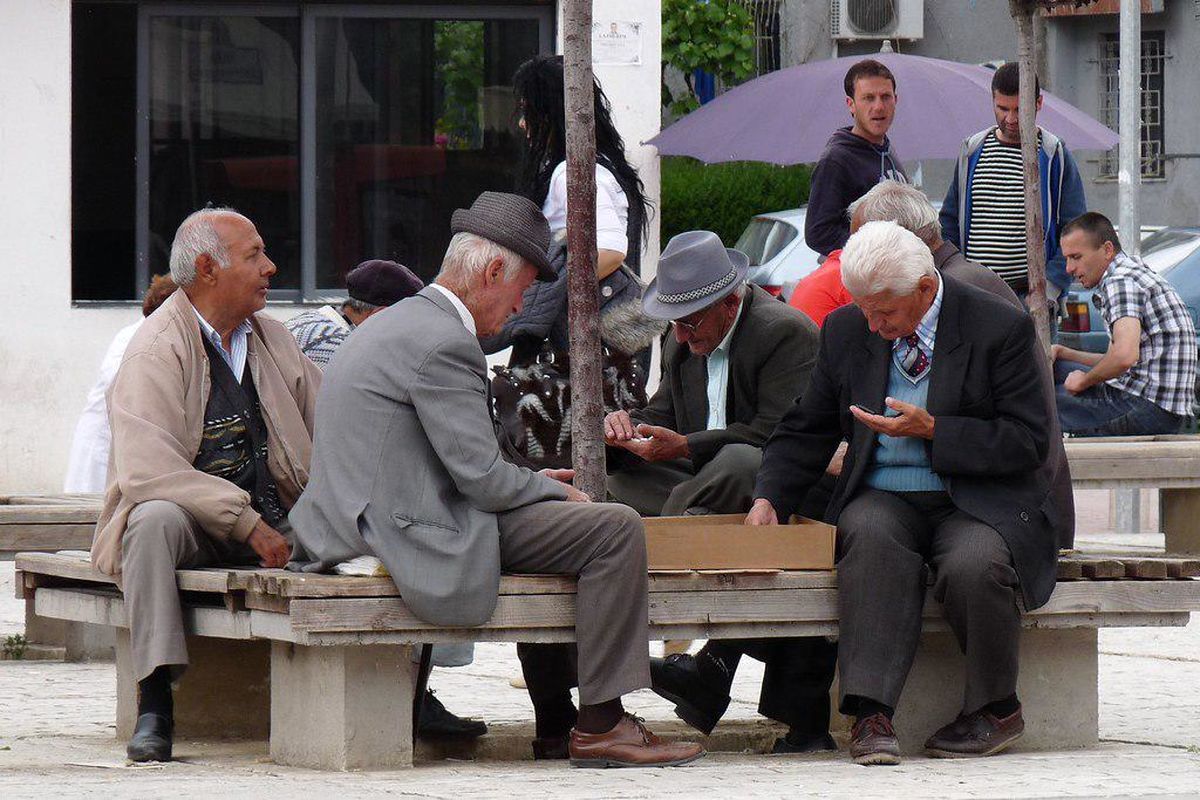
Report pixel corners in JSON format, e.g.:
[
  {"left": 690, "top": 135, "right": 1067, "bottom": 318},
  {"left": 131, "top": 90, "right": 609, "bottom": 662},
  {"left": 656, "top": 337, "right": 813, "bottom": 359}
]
[
  {"left": 0, "top": 525, "right": 95, "bottom": 551},
  {"left": 1056, "top": 560, "right": 1084, "bottom": 580},
  {"left": 0, "top": 493, "right": 103, "bottom": 506},
  {"left": 1117, "top": 559, "right": 1170, "bottom": 580},
  {"left": 1037, "top": 580, "right": 1200, "bottom": 613},
  {"left": 0, "top": 505, "right": 100, "bottom": 523},
  {"left": 1080, "top": 560, "right": 1126, "bottom": 580},
  {"left": 245, "top": 591, "right": 291, "bottom": 614},
  {"left": 33, "top": 587, "right": 254, "bottom": 639},
  {"left": 1166, "top": 560, "right": 1200, "bottom": 579},
  {"left": 16, "top": 552, "right": 113, "bottom": 584}
]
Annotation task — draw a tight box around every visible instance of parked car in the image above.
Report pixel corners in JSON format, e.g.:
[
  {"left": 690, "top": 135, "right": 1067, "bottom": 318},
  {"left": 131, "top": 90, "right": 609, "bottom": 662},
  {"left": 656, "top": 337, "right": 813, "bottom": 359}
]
[
  {"left": 735, "top": 207, "right": 822, "bottom": 300},
  {"left": 1057, "top": 227, "right": 1200, "bottom": 354}
]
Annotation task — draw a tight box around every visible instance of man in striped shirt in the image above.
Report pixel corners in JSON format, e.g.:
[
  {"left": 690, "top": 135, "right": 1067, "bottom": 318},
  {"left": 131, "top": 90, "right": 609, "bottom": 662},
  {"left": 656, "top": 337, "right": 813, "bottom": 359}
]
[{"left": 940, "top": 63, "right": 1086, "bottom": 303}]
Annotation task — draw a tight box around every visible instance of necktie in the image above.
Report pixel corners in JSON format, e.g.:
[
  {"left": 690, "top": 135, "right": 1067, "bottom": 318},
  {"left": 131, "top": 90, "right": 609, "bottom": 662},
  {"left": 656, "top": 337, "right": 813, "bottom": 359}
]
[{"left": 900, "top": 334, "right": 929, "bottom": 379}]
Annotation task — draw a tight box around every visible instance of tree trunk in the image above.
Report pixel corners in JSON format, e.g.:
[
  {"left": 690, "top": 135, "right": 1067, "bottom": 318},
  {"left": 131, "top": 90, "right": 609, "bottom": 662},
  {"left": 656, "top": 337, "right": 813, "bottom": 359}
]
[
  {"left": 1010, "top": 0, "right": 1051, "bottom": 353},
  {"left": 562, "top": 0, "right": 607, "bottom": 499}
]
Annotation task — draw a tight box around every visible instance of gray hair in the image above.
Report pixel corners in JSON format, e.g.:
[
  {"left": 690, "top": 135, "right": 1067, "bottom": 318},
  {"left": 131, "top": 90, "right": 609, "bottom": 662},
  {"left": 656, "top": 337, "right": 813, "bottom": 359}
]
[
  {"left": 847, "top": 180, "right": 941, "bottom": 246},
  {"left": 168, "top": 207, "right": 243, "bottom": 287},
  {"left": 436, "top": 232, "right": 529, "bottom": 285},
  {"left": 343, "top": 296, "right": 381, "bottom": 314},
  {"left": 841, "top": 221, "right": 936, "bottom": 297}
]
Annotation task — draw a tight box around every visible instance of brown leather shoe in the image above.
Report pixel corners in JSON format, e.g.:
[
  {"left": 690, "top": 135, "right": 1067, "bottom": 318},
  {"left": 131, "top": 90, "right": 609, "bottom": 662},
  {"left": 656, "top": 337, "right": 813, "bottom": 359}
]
[
  {"left": 849, "top": 713, "right": 901, "bottom": 766},
  {"left": 925, "top": 706, "right": 1024, "bottom": 758},
  {"left": 569, "top": 714, "right": 705, "bottom": 768}
]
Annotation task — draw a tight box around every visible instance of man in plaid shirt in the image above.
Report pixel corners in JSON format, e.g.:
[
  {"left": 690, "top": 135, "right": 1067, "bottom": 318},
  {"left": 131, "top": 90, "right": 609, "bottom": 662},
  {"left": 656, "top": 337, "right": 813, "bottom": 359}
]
[{"left": 1052, "top": 212, "right": 1197, "bottom": 435}]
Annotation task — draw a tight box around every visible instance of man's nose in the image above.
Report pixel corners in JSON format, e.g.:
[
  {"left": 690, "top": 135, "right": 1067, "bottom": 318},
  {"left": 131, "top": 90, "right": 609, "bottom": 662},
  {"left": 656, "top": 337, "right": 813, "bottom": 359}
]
[{"left": 264, "top": 256, "right": 277, "bottom": 277}]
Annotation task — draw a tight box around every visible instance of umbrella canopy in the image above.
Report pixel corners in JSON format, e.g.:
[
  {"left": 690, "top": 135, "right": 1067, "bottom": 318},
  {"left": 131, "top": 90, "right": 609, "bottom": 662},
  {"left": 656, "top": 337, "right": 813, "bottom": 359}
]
[{"left": 648, "top": 52, "right": 1119, "bottom": 164}]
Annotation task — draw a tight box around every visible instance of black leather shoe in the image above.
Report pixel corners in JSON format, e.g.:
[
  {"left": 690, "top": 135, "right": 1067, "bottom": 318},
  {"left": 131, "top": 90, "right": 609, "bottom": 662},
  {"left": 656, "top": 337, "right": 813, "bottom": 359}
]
[
  {"left": 648, "top": 653, "right": 732, "bottom": 735},
  {"left": 126, "top": 712, "right": 173, "bottom": 762},
  {"left": 531, "top": 735, "right": 571, "bottom": 760},
  {"left": 771, "top": 731, "right": 837, "bottom": 754},
  {"left": 417, "top": 689, "right": 488, "bottom": 739}
]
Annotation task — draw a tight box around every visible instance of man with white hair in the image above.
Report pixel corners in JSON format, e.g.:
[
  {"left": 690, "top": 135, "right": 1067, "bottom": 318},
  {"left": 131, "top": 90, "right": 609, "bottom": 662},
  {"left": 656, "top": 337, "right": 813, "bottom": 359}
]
[
  {"left": 289, "top": 192, "right": 704, "bottom": 769},
  {"left": 748, "top": 221, "right": 1057, "bottom": 765},
  {"left": 92, "top": 207, "right": 321, "bottom": 762}
]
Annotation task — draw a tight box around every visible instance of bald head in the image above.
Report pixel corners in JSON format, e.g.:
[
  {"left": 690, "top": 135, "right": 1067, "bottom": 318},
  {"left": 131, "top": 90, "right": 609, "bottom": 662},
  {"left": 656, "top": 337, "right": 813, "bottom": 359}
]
[
  {"left": 169, "top": 207, "right": 250, "bottom": 287},
  {"left": 848, "top": 180, "right": 941, "bottom": 248}
]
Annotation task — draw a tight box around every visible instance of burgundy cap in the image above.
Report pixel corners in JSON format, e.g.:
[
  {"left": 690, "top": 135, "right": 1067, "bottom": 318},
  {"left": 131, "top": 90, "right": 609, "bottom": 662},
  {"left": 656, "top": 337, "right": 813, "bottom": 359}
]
[{"left": 345, "top": 260, "right": 425, "bottom": 307}]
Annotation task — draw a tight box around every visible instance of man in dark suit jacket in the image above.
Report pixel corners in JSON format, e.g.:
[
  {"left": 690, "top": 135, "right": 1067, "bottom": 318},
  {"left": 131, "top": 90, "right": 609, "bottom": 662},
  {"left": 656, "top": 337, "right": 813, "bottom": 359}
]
[
  {"left": 748, "top": 221, "right": 1057, "bottom": 766},
  {"left": 603, "top": 231, "right": 836, "bottom": 754}
]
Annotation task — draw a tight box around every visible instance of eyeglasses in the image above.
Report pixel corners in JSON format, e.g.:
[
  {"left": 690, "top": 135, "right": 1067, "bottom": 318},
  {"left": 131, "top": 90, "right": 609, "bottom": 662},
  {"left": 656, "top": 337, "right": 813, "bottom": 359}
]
[{"left": 673, "top": 310, "right": 712, "bottom": 335}]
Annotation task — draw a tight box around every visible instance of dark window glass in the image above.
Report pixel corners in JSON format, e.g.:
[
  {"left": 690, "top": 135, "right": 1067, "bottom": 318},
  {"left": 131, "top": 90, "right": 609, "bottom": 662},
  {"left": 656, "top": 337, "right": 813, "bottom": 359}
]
[
  {"left": 73, "top": 2, "right": 138, "bottom": 300},
  {"left": 147, "top": 15, "right": 301, "bottom": 289},
  {"left": 313, "top": 16, "right": 539, "bottom": 287}
]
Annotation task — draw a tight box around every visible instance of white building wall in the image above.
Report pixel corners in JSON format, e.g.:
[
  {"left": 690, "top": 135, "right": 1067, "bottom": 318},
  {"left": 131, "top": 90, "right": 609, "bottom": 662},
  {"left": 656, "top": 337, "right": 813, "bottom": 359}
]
[{"left": 0, "top": 0, "right": 662, "bottom": 493}]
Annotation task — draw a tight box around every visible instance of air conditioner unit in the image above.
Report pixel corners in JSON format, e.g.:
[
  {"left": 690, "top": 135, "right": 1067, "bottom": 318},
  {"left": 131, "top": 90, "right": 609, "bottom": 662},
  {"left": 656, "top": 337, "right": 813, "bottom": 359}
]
[{"left": 831, "top": 0, "right": 924, "bottom": 41}]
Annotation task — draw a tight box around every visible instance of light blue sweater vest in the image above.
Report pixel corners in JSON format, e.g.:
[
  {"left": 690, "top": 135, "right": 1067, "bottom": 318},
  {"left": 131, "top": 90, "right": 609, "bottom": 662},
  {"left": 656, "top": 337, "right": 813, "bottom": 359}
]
[{"left": 865, "top": 356, "right": 944, "bottom": 493}]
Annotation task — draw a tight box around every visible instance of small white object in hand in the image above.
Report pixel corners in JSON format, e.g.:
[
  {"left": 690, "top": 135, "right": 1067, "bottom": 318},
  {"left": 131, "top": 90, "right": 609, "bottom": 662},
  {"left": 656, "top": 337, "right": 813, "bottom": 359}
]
[{"left": 333, "top": 555, "right": 390, "bottom": 577}]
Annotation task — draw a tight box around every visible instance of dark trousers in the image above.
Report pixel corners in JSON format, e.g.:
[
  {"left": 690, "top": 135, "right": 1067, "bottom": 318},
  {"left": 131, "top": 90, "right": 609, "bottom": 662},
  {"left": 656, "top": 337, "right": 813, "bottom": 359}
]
[
  {"left": 1054, "top": 359, "right": 1185, "bottom": 436},
  {"left": 836, "top": 489, "right": 1021, "bottom": 717},
  {"left": 703, "top": 637, "right": 837, "bottom": 733}
]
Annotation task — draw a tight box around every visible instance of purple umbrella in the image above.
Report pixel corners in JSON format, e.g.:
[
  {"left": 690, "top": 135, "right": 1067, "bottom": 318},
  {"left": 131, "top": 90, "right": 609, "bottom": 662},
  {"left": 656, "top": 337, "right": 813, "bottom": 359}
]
[{"left": 647, "top": 52, "right": 1118, "bottom": 164}]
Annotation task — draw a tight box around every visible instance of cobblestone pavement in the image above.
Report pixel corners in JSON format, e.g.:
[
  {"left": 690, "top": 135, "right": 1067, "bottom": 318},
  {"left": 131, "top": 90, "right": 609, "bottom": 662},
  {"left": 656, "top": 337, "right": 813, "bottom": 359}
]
[{"left": 2, "top": 490, "right": 1199, "bottom": 797}]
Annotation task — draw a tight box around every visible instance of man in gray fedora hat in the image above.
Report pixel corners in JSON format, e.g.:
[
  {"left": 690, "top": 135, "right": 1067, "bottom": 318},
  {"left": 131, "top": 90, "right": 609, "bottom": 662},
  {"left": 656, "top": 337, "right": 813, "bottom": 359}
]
[
  {"left": 289, "top": 191, "right": 704, "bottom": 768},
  {"left": 603, "top": 230, "right": 837, "bottom": 753}
]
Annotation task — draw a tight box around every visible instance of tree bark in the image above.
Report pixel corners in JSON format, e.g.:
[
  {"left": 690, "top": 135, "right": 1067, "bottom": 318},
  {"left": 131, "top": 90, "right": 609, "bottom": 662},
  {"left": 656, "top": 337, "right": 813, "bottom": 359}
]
[
  {"left": 1010, "top": 0, "right": 1051, "bottom": 353},
  {"left": 562, "top": 0, "right": 607, "bottom": 499}
]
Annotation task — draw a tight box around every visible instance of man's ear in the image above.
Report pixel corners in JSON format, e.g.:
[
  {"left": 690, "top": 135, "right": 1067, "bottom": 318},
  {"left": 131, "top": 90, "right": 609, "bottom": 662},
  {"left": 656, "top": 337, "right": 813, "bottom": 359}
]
[
  {"left": 484, "top": 257, "right": 505, "bottom": 287},
  {"left": 194, "top": 254, "right": 219, "bottom": 286}
]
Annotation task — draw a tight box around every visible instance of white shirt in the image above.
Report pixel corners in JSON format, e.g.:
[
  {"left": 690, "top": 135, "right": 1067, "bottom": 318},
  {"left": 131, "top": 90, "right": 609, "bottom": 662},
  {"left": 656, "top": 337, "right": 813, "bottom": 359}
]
[
  {"left": 705, "top": 292, "right": 748, "bottom": 431},
  {"left": 192, "top": 308, "right": 251, "bottom": 382},
  {"left": 429, "top": 283, "right": 477, "bottom": 335},
  {"left": 542, "top": 161, "right": 630, "bottom": 253},
  {"left": 63, "top": 320, "right": 143, "bottom": 492}
]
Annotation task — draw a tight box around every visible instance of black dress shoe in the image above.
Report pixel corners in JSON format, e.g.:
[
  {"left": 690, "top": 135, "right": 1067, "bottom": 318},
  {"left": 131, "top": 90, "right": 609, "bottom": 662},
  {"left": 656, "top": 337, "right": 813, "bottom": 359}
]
[
  {"left": 126, "top": 712, "right": 173, "bottom": 762},
  {"left": 417, "top": 689, "right": 488, "bottom": 739},
  {"left": 648, "top": 653, "right": 731, "bottom": 735},
  {"left": 771, "top": 731, "right": 837, "bottom": 754},
  {"left": 531, "top": 735, "right": 571, "bottom": 760},
  {"left": 924, "top": 706, "right": 1024, "bottom": 758}
]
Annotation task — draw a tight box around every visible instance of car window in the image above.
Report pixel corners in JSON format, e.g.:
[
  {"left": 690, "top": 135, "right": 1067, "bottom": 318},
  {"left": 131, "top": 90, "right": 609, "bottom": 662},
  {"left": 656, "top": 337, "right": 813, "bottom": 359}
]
[
  {"left": 1160, "top": 249, "right": 1200, "bottom": 304},
  {"left": 735, "top": 218, "right": 775, "bottom": 266},
  {"left": 1140, "top": 230, "right": 1200, "bottom": 271}
]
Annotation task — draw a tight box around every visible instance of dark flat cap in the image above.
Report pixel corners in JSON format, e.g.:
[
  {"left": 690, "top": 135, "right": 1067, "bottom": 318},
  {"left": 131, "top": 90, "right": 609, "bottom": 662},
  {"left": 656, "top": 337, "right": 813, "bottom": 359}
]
[
  {"left": 345, "top": 260, "right": 425, "bottom": 307},
  {"left": 450, "top": 191, "right": 555, "bottom": 281}
]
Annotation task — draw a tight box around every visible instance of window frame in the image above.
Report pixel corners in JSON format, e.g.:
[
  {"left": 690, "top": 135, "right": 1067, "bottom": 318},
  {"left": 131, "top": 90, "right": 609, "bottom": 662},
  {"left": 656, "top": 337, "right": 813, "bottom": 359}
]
[{"left": 133, "top": 2, "right": 554, "bottom": 302}]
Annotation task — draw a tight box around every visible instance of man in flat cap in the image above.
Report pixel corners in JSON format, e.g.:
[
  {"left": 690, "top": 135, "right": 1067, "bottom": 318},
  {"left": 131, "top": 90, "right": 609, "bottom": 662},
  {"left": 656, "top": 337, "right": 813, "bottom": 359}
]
[
  {"left": 289, "top": 192, "right": 704, "bottom": 769},
  {"left": 285, "top": 259, "right": 425, "bottom": 369}
]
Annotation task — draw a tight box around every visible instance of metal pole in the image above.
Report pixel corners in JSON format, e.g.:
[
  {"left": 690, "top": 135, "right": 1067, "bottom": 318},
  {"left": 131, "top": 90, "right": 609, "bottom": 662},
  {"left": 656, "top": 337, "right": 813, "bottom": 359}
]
[{"left": 1119, "top": 0, "right": 1141, "bottom": 256}]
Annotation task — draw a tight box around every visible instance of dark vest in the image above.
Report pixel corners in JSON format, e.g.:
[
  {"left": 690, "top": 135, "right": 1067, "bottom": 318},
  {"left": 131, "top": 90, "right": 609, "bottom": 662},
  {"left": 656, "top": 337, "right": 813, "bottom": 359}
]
[{"left": 194, "top": 337, "right": 285, "bottom": 526}]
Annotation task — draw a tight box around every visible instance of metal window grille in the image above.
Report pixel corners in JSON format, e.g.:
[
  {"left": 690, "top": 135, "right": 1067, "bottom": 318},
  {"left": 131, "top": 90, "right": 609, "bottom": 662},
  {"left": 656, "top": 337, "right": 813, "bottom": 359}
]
[
  {"left": 736, "top": 0, "right": 783, "bottom": 76},
  {"left": 1098, "top": 30, "right": 1166, "bottom": 180}
]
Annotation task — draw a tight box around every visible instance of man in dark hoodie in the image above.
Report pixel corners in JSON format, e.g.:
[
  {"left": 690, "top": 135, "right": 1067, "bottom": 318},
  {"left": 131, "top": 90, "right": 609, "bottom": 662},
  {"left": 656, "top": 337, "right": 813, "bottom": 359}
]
[{"left": 804, "top": 59, "right": 908, "bottom": 257}]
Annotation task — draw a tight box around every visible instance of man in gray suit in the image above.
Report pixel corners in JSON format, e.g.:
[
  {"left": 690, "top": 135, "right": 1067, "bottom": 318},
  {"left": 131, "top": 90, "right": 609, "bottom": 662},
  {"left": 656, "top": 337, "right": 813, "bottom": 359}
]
[{"left": 289, "top": 192, "right": 703, "bottom": 769}]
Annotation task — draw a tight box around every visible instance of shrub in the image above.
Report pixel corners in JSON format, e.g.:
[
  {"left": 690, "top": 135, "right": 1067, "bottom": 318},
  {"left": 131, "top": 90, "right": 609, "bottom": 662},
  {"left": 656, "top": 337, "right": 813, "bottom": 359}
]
[{"left": 659, "top": 156, "right": 812, "bottom": 248}]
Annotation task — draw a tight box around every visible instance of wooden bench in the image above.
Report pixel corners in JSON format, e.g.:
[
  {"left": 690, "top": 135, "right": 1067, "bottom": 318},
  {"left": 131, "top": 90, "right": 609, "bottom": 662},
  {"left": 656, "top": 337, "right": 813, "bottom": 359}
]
[
  {"left": 1064, "top": 435, "right": 1200, "bottom": 554},
  {"left": 16, "top": 550, "right": 1200, "bottom": 770}
]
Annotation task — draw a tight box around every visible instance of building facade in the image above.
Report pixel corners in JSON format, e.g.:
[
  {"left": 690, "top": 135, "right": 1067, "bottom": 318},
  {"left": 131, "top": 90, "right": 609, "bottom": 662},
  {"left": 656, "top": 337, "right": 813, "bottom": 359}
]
[{"left": 0, "top": 0, "right": 661, "bottom": 492}]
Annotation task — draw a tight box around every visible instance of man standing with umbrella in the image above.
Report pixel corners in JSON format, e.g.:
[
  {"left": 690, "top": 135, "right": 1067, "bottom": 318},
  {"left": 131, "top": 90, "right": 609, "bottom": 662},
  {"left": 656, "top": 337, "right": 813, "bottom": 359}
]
[
  {"left": 940, "top": 63, "right": 1087, "bottom": 306},
  {"left": 805, "top": 59, "right": 908, "bottom": 257}
]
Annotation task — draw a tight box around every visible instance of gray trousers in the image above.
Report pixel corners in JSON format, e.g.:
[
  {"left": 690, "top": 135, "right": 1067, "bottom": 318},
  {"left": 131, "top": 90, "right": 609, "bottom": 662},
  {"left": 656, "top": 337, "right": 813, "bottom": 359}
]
[
  {"left": 607, "top": 442, "right": 762, "bottom": 517},
  {"left": 122, "top": 500, "right": 264, "bottom": 682},
  {"left": 498, "top": 500, "right": 650, "bottom": 705},
  {"left": 835, "top": 490, "right": 1021, "bottom": 716}
]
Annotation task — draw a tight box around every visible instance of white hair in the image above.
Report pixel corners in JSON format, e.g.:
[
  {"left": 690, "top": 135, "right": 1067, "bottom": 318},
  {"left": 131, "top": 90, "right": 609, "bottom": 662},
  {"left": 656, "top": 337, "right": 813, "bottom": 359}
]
[
  {"left": 436, "top": 232, "right": 529, "bottom": 284},
  {"left": 847, "top": 180, "right": 941, "bottom": 246},
  {"left": 169, "top": 207, "right": 243, "bottom": 287},
  {"left": 841, "top": 221, "right": 936, "bottom": 297}
]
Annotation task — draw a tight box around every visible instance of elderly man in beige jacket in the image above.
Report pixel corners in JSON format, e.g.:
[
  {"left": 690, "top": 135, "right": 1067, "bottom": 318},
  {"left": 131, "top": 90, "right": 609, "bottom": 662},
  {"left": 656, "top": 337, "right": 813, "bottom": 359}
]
[{"left": 93, "top": 207, "right": 320, "bottom": 763}]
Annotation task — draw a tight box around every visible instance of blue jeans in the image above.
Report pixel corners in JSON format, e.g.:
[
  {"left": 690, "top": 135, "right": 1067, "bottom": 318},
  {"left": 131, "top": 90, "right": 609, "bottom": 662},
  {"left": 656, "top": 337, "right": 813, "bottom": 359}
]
[{"left": 1054, "top": 359, "right": 1185, "bottom": 436}]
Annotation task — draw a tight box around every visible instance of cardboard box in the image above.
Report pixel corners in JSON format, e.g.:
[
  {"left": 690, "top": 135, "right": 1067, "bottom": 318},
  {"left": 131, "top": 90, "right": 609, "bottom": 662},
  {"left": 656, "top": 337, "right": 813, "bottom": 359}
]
[{"left": 644, "top": 514, "right": 836, "bottom": 571}]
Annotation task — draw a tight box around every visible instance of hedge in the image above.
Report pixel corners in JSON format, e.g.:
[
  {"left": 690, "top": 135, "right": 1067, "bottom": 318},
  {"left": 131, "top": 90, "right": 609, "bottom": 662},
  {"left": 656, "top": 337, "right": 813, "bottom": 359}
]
[{"left": 659, "top": 156, "right": 812, "bottom": 248}]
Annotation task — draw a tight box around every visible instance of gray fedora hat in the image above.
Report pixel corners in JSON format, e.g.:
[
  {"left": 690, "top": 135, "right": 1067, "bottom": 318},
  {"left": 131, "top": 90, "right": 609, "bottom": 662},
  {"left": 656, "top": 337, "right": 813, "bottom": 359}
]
[
  {"left": 450, "top": 191, "right": 556, "bottom": 281},
  {"left": 643, "top": 230, "right": 750, "bottom": 320}
]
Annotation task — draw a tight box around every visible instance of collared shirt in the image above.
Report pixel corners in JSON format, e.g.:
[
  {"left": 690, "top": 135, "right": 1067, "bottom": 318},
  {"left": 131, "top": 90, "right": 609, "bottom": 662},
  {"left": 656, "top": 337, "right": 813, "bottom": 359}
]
[
  {"left": 1096, "top": 251, "right": 1197, "bottom": 416},
  {"left": 192, "top": 308, "right": 252, "bottom": 382},
  {"left": 892, "top": 270, "right": 944, "bottom": 363},
  {"left": 705, "top": 291, "right": 748, "bottom": 431},
  {"left": 429, "top": 283, "right": 477, "bottom": 335}
]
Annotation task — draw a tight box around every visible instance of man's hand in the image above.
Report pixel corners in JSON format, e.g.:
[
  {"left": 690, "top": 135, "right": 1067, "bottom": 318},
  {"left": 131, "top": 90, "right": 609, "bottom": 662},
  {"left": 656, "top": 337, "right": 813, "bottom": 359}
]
[
  {"left": 826, "top": 441, "right": 849, "bottom": 477},
  {"left": 604, "top": 410, "right": 638, "bottom": 443},
  {"left": 744, "top": 498, "right": 779, "bottom": 526},
  {"left": 539, "top": 468, "right": 592, "bottom": 503},
  {"left": 850, "top": 397, "right": 935, "bottom": 440},
  {"left": 617, "top": 424, "right": 690, "bottom": 462},
  {"left": 1063, "top": 370, "right": 1090, "bottom": 395},
  {"left": 247, "top": 520, "right": 290, "bottom": 568}
]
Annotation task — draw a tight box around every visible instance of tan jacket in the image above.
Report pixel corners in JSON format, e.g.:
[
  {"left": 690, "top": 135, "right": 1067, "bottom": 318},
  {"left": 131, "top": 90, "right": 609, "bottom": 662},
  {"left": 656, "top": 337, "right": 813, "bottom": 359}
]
[{"left": 92, "top": 290, "right": 321, "bottom": 575}]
